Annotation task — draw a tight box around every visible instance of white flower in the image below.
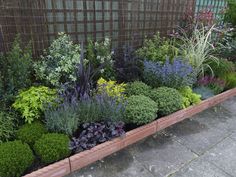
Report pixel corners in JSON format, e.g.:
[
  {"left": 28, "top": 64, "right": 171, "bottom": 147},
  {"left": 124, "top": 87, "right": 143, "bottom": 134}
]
[{"left": 100, "top": 69, "right": 105, "bottom": 73}]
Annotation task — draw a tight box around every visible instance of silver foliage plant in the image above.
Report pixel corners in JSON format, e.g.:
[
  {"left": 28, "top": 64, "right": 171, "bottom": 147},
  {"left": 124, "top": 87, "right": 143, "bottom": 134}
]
[
  {"left": 180, "top": 25, "right": 219, "bottom": 77},
  {"left": 34, "top": 32, "right": 81, "bottom": 87}
]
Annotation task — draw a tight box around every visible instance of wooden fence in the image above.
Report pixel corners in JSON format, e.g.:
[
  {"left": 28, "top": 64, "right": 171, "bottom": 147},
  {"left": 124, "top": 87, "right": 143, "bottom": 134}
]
[{"left": 0, "top": 0, "right": 226, "bottom": 56}]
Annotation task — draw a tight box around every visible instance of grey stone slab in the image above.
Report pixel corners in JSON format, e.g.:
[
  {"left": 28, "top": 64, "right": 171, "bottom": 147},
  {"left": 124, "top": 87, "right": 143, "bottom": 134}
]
[
  {"left": 166, "top": 119, "right": 231, "bottom": 155},
  {"left": 66, "top": 149, "right": 154, "bottom": 177},
  {"left": 192, "top": 105, "right": 236, "bottom": 133},
  {"left": 220, "top": 96, "right": 236, "bottom": 116},
  {"left": 130, "top": 133, "right": 197, "bottom": 177},
  {"left": 202, "top": 137, "right": 236, "bottom": 176},
  {"left": 172, "top": 158, "right": 231, "bottom": 177},
  {"left": 230, "top": 132, "right": 236, "bottom": 141}
]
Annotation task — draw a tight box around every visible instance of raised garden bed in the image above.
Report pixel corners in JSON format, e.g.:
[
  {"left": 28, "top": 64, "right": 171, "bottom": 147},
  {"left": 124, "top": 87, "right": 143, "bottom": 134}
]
[{"left": 23, "top": 87, "right": 236, "bottom": 177}]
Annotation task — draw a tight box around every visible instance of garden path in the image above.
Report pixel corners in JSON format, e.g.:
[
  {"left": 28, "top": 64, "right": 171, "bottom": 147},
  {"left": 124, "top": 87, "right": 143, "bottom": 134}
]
[{"left": 67, "top": 96, "right": 236, "bottom": 177}]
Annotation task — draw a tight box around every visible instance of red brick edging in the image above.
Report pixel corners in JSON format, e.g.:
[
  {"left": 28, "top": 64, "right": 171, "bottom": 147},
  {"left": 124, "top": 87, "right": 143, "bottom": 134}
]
[{"left": 24, "top": 88, "right": 236, "bottom": 177}]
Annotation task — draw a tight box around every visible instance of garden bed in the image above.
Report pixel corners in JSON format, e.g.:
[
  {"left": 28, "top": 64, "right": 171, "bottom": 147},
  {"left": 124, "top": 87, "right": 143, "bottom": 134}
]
[{"left": 23, "top": 87, "right": 236, "bottom": 177}]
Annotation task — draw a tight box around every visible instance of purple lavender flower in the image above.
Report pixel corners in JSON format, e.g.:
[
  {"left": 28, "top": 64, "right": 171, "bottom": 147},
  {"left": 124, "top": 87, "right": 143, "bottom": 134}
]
[{"left": 144, "top": 58, "right": 196, "bottom": 88}]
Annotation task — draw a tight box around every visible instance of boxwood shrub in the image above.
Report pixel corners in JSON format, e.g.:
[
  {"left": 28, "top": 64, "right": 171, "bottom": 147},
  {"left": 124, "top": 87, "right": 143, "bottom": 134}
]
[
  {"left": 17, "top": 122, "right": 47, "bottom": 147},
  {"left": 149, "top": 87, "right": 183, "bottom": 116},
  {"left": 125, "top": 81, "right": 152, "bottom": 97},
  {"left": 125, "top": 95, "right": 157, "bottom": 125},
  {"left": 0, "top": 140, "right": 34, "bottom": 177},
  {"left": 34, "top": 133, "right": 70, "bottom": 164}
]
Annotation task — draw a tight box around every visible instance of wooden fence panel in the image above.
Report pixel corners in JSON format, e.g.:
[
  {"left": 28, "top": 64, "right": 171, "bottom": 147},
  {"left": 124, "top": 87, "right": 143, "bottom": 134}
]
[{"left": 0, "top": 0, "right": 226, "bottom": 56}]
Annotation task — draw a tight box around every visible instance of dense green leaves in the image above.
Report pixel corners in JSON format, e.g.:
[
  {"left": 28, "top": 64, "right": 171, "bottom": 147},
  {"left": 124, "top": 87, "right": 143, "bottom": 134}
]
[
  {"left": 0, "top": 35, "right": 32, "bottom": 107},
  {"left": 34, "top": 133, "right": 70, "bottom": 164},
  {"left": 136, "top": 33, "right": 179, "bottom": 63},
  {"left": 125, "top": 95, "right": 157, "bottom": 125},
  {"left": 125, "top": 81, "right": 152, "bottom": 97},
  {"left": 178, "top": 87, "right": 201, "bottom": 108},
  {"left": 0, "top": 141, "right": 34, "bottom": 177},
  {"left": 34, "top": 33, "right": 81, "bottom": 87},
  {"left": 149, "top": 87, "right": 183, "bottom": 116},
  {"left": 0, "top": 111, "right": 16, "bottom": 143},
  {"left": 17, "top": 122, "right": 47, "bottom": 147},
  {"left": 13, "top": 86, "right": 57, "bottom": 123}
]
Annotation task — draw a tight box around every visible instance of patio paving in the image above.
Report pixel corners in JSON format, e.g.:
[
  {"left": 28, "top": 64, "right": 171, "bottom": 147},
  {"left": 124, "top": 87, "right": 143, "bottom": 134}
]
[{"left": 66, "top": 96, "right": 236, "bottom": 177}]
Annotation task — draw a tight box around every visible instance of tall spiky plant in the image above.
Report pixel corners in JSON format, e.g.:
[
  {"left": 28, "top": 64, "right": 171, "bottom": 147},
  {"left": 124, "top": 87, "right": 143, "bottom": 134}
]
[{"left": 180, "top": 25, "right": 219, "bottom": 77}]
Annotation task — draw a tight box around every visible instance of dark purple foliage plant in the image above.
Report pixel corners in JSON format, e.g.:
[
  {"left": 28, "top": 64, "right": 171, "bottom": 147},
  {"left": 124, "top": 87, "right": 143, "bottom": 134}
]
[
  {"left": 197, "top": 75, "right": 226, "bottom": 94},
  {"left": 70, "top": 121, "right": 125, "bottom": 152},
  {"left": 114, "top": 46, "right": 143, "bottom": 82}
]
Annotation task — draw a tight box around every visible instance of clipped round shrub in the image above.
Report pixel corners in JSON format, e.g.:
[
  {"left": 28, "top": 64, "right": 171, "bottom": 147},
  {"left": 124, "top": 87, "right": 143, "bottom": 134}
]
[
  {"left": 17, "top": 122, "right": 47, "bottom": 147},
  {"left": 149, "top": 87, "right": 183, "bottom": 116},
  {"left": 125, "top": 95, "right": 157, "bottom": 125},
  {"left": 125, "top": 81, "right": 152, "bottom": 97},
  {"left": 34, "top": 133, "right": 71, "bottom": 164},
  {"left": 0, "top": 140, "right": 34, "bottom": 177}
]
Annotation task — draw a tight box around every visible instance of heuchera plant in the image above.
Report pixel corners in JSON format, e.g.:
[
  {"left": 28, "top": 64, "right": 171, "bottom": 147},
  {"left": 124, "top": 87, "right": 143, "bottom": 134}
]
[
  {"left": 69, "top": 121, "right": 125, "bottom": 152},
  {"left": 197, "top": 76, "right": 226, "bottom": 94},
  {"left": 144, "top": 58, "right": 196, "bottom": 89}
]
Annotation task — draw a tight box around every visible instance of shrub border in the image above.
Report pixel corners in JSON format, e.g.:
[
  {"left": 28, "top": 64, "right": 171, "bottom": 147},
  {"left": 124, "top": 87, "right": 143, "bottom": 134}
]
[{"left": 24, "top": 88, "right": 236, "bottom": 177}]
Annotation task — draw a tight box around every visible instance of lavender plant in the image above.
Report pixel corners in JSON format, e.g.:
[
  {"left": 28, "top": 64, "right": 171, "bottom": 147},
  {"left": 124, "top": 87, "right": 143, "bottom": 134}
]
[
  {"left": 44, "top": 101, "right": 79, "bottom": 136},
  {"left": 70, "top": 121, "right": 125, "bottom": 152},
  {"left": 144, "top": 58, "right": 196, "bottom": 89},
  {"left": 78, "top": 93, "right": 126, "bottom": 123}
]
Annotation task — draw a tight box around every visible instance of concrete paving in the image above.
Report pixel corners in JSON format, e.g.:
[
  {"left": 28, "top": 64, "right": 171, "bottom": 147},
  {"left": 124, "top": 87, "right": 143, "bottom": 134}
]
[{"left": 66, "top": 96, "right": 236, "bottom": 177}]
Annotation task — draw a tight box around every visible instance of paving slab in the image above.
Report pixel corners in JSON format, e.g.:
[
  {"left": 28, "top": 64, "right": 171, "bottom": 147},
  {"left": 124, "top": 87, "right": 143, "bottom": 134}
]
[
  {"left": 171, "top": 158, "right": 231, "bottom": 177},
  {"left": 66, "top": 148, "right": 154, "bottom": 177},
  {"left": 220, "top": 96, "right": 236, "bottom": 116},
  {"left": 165, "top": 119, "right": 231, "bottom": 155},
  {"left": 126, "top": 133, "right": 197, "bottom": 177},
  {"left": 230, "top": 132, "right": 236, "bottom": 141},
  {"left": 202, "top": 137, "right": 236, "bottom": 176},
  {"left": 191, "top": 105, "right": 236, "bottom": 133}
]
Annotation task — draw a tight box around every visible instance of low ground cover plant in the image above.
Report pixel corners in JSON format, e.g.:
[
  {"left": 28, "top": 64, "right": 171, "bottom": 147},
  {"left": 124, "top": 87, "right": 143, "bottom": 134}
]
[
  {"left": 197, "top": 76, "right": 226, "bottom": 94},
  {"left": 70, "top": 121, "right": 125, "bottom": 152}
]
